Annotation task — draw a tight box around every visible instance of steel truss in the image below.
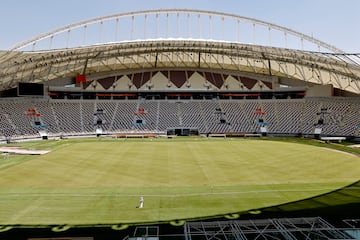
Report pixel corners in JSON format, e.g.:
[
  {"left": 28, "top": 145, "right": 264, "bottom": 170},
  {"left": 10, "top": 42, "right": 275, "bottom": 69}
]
[{"left": 184, "top": 217, "right": 356, "bottom": 240}]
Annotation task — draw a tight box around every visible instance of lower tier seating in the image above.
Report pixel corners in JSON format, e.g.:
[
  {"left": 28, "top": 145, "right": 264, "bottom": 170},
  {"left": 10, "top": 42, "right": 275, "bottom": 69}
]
[{"left": 0, "top": 97, "right": 358, "bottom": 138}]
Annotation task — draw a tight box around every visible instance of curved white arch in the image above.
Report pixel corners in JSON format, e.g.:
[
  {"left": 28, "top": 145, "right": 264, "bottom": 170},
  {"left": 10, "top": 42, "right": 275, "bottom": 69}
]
[{"left": 11, "top": 9, "right": 344, "bottom": 53}]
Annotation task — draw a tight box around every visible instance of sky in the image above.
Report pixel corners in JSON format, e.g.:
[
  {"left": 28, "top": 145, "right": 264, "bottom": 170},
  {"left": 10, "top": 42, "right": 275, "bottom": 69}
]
[{"left": 1, "top": 0, "right": 359, "bottom": 52}]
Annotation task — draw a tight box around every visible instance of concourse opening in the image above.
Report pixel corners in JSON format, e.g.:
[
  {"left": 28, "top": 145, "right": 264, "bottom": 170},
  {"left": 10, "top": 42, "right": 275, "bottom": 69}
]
[{"left": 167, "top": 128, "right": 199, "bottom": 136}]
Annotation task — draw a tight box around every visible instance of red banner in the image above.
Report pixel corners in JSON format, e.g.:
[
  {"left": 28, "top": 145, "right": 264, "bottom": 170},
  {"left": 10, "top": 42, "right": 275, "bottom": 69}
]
[{"left": 76, "top": 75, "right": 86, "bottom": 83}]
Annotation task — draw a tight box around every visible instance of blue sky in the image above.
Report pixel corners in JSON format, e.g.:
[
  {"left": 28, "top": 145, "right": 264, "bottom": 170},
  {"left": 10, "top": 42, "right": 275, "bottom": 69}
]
[{"left": 1, "top": 0, "right": 359, "bottom": 52}]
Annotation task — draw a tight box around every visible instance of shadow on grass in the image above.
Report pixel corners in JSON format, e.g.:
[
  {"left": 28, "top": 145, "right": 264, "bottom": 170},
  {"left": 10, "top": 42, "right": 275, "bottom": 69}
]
[{"left": 239, "top": 179, "right": 360, "bottom": 220}]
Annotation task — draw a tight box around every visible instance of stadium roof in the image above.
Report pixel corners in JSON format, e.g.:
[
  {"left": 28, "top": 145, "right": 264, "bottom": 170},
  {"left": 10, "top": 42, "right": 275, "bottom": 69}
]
[{"left": 0, "top": 9, "right": 359, "bottom": 94}]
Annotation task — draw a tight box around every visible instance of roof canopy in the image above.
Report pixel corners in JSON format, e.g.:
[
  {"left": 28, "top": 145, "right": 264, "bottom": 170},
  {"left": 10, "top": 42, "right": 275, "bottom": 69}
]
[{"left": 0, "top": 9, "right": 359, "bottom": 94}]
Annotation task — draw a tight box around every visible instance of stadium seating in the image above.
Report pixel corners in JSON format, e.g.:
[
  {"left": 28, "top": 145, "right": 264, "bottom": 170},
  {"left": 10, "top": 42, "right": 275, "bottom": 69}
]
[{"left": 0, "top": 97, "right": 359, "bottom": 139}]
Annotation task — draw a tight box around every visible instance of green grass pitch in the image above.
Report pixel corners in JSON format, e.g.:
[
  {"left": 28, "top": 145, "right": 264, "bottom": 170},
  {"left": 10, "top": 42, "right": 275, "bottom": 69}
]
[{"left": 0, "top": 137, "right": 359, "bottom": 225}]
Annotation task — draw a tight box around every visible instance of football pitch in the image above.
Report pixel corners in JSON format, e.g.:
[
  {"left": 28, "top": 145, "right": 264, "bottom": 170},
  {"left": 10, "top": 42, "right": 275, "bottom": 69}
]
[{"left": 0, "top": 137, "right": 359, "bottom": 226}]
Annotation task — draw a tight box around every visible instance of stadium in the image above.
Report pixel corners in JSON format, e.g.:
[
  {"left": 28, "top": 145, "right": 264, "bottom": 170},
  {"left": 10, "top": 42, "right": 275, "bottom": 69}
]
[{"left": 0, "top": 8, "right": 359, "bottom": 240}]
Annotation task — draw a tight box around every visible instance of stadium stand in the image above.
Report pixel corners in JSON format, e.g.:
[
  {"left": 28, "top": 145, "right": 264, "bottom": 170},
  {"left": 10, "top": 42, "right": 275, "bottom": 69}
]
[{"left": 0, "top": 97, "right": 359, "bottom": 140}]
